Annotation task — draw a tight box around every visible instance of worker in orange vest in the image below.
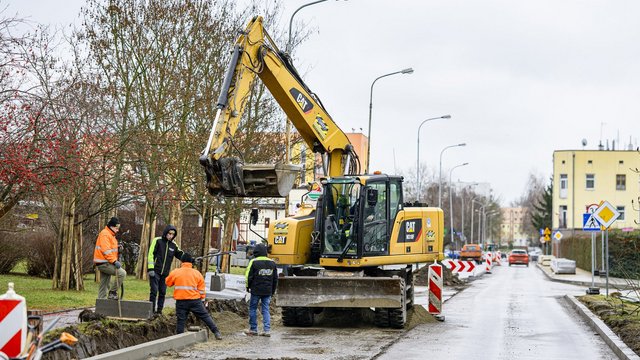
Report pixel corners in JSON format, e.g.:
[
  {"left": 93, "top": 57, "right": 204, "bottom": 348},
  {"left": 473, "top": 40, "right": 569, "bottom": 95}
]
[
  {"left": 165, "top": 254, "right": 222, "bottom": 340},
  {"left": 93, "top": 217, "right": 126, "bottom": 299}
]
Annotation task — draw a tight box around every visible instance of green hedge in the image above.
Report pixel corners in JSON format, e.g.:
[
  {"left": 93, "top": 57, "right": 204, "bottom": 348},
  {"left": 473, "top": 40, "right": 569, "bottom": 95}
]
[{"left": 559, "top": 230, "right": 640, "bottom": 279}]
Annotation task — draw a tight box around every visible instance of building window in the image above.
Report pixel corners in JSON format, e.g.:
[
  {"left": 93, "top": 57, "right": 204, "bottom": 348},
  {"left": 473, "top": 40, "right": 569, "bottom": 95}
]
[
  {"left": 616, "top": 174, "right": 626, "bottom": 191},
  {"left": 559, "top": 206, "right": 568, "bottom": 228},
  {"left": 587, "top": 160, "right": 593, "bottom": 164},
  {"left": 619, "top": 160, "right": 624, "bottom": 165},
  {"left": 617, "top": 206, "right": 625, "bottom": 221},
  {"left": 586, "top": 174, "right": 595, "bottom": 190},
  {"left": 560, "top": 174, "right": 568, "bottom": 199}
]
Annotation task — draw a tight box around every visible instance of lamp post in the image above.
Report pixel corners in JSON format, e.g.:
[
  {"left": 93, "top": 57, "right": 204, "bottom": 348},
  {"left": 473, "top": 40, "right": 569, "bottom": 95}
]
[
  {"left": 471, "top": 198, "right": 483, "bottom": 244},
  {"left": 438, "top": 143, "right": 466, "bottom": 207},
  {"left": 460, "top": 184, "right": 478, "bottom": 245},
  {"left": 486, "top": 210, "right": 499, "bottom": 246},
  {"left": 416, "top": 115, "right": 451, "bottom": 201},
  {"left": 366, "top": 67, "right": 414, "bottom": 173},
  {"left": 448, "top": 162, "right": 468, "bottom": 250}
]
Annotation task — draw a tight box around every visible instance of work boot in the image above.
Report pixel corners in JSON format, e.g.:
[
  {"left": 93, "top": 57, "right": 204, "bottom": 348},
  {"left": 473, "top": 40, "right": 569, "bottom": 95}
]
[
  {"left": 214, "top": 331, "right": 223, "bottom": 340},
  {"left": 107, "top": 290, "right": 119, "bottom": 300},
  {"left": 244, "top": 329, "right": 258, "bottom": 336},
  {"left": 259, "top": 331, "right": 271, "bottom": 337}
]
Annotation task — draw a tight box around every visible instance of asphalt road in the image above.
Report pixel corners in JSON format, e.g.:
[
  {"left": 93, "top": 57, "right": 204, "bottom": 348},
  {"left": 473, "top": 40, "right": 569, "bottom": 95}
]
[
  {"left": 156, "top": 264, "right": 618, "bottom": 360},
  {"left": 379, "top": 264, "right": 618, "bottom": 360}
]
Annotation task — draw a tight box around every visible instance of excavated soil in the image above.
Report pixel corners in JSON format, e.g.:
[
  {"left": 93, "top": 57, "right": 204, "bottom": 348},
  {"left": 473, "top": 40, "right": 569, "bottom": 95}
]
[
  {"left": 42, "top": 299, "right": 254, "bottom": 360},
  {"left": 578, "top": 295, "right": 640, "bottom": 357},
  {"left": 414, "top": 262, "right": 467, "bottom": 288}
]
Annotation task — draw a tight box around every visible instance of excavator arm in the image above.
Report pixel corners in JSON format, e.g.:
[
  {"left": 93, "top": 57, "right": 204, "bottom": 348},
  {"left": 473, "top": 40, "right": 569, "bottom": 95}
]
[{"left": 200, "top": 16, "right": 359, "bottom": 197}]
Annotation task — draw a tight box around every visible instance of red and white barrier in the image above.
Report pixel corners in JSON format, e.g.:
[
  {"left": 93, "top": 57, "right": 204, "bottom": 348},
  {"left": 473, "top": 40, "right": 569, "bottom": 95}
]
[
  {"left": 494, "top": 251, "right": 502, "bottom": 266},
  {"left": 485, "top": 253, "right": 493, "bottom": 273},
  {"left": 442, "top": 259, "right": 476, "bottom": 273},
  {"left": 428, "top": 262, "right": 443, "bottom": 316},
  {"left": 0, "top": 283, "right": 27, "bottom": 358}
]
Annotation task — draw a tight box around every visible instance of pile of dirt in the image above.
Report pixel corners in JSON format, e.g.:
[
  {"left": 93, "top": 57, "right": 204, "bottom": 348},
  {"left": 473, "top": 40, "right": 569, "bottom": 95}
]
[
  {"left": 578, "top": 295, "right": 640, "bottom": 357},
  {"left": 414, "top": 262, "right": 466, "bottom": 287},
  {"left": 42, "top": 299, "right": 253, "bottom": 360},
  {"left": 405, "top": 304, "right": 438, "bottom": 330}
]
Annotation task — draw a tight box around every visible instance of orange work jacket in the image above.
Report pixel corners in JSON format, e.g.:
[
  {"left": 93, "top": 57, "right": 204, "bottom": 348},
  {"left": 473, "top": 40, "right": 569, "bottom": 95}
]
[
  {"left": 93, "top": 226, "right": 118, "bottom": 264},
  {"left": 165, "top": 263, "right": 206, "bottom": 300}
]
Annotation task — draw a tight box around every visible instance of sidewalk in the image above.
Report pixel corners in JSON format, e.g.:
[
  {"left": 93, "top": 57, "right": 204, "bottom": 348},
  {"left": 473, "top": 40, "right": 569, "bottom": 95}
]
[{"left": 536, "top": 262, "right": 640, "bottom": 298}]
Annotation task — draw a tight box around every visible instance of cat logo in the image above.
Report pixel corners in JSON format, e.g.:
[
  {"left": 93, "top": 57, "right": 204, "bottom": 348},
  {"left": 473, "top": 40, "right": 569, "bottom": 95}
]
[
  {"left": 313, "top": 115, "right": 328, "bottom": 140},
  {"left": 406, "top": 221, "right": 416, "bottom": 233},
  {"left": 273, "top": 222, "right": 289, "bottom": 235},
  {"left": 425, "top": 230, "right": 436, "bottom": 241},
  {"left": 289, "top": 88, "right": 313, "bottom": 114}
]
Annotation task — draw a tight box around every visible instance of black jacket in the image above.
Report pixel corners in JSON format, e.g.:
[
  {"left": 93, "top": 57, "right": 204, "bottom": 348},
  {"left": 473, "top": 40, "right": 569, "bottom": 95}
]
[
  {"left": 148, "top": 225, "right": 186, "bottom": 276},
  {"left": 245, "top": 245, "right": 278, "bottom": 296}
]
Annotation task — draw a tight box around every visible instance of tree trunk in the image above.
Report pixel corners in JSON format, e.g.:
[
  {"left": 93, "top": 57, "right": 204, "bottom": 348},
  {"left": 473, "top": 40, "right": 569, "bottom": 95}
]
[
  {"left": 220, "top": 214, "right": 239, "bottom": 273},
  {"left": 74, "top": 216, "right": 84, "bottom": 291},
  {"left": 200, "top": 204, "right": 213, "bottom": 274},
  {"left": 53, "top": 197, "right": 76, "bottom": 290},
  {"left": 135, "top": 201, "right": 156, "bottom": 280},
  {"left": 169, "top": 201, "right": 183, "bottom": 271}
]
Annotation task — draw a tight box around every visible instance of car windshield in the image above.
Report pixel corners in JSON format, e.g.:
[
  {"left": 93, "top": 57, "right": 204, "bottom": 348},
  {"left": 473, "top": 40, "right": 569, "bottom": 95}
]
[{"left": 512, "top": 250, "right": 527, "bottom": 255}]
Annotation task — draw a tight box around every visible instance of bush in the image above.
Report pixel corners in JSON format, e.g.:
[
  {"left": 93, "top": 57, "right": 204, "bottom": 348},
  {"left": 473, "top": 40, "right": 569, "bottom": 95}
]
[
  {"left": 0, "top": 235, "right": 26, "bottom": 274},
  {"left": 23, "top": 231, "right": 56, "bottom": 278}
]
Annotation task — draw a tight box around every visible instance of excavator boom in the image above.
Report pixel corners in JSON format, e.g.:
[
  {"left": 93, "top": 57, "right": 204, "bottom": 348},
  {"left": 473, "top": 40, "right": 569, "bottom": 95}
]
[{"left": 200, "top": 16, "right": 357, "bottom": 197}]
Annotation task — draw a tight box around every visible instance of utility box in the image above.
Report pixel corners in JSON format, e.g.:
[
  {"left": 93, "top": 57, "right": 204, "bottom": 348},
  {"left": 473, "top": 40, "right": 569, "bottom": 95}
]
[
  {"left": 210, "top": 274, "right": 226, "bottom": 291},
  {"left": 95, "top": 299, "right": 153, "bottom": 320}
]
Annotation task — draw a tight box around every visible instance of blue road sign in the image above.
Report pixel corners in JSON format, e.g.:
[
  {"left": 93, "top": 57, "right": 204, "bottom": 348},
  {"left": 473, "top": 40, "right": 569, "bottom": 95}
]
[{"left": 583, "top": 213, "right": 600, "bottom": 231}]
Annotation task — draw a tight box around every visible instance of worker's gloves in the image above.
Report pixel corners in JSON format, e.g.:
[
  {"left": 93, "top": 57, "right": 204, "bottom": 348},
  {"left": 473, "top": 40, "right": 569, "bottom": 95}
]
[
  {"left": 148, "top": 270, "right": 156, "bottom": 278},
  {"left": 113, "top": 261, "right": 122, "bottom": 269}
]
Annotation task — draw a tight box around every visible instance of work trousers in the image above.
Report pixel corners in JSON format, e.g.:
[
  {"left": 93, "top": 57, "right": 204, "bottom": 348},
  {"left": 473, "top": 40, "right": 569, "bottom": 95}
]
[
  {"left": 249, "top": 294, "right": 271, "bottom": 332},
  {"left": 96, "top": 263, "right": 126, "bottom": 299},
  {"left": 175, "top": 299, "right": 219, "bottom": 334},
  {"left": 149, "top": 273, "right": 168, "bottom": 313}
]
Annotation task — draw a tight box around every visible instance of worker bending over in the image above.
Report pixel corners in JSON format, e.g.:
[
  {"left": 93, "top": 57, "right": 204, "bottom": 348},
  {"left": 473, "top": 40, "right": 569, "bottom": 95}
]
[{"left": 165, "top": 254, "right": 222, "bottom": 340}]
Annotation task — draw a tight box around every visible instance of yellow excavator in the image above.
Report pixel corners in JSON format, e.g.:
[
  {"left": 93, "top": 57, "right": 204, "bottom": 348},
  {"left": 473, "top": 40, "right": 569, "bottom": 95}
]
[{"left": 200, "top": 16, "right": 444, "bottom": 328}]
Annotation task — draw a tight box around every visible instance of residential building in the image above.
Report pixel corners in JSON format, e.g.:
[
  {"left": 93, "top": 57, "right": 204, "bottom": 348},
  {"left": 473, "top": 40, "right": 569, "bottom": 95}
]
[
  {"left": 552, "top": 149, "right": 640, "bottom": 230},
  {"left": 500, "top": 207, "right": 528, "bottom": 246}
]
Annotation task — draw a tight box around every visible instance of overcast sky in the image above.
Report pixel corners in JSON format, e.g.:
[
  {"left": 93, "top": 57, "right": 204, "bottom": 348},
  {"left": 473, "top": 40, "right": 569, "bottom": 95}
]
[{"left": 7, "top": 0, "right": 640, "bottom": 205}]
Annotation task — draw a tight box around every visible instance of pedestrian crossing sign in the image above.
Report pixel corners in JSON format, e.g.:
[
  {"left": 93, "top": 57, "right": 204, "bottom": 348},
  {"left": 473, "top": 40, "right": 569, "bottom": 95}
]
[{"left": 583, "top": 213, "right": 600, "bottom": 231}]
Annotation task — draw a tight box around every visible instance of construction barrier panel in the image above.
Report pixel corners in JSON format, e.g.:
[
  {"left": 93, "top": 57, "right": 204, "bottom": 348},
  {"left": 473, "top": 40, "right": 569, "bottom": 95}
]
[
  {"left": 485, "top": 253, "right": 493, "bottom": 273},
  {"left": 427, "top": 262, "right": 443, "bottom": 315},
  {"left": 0, "top": 282, "right": 27, "bottom": 358}
]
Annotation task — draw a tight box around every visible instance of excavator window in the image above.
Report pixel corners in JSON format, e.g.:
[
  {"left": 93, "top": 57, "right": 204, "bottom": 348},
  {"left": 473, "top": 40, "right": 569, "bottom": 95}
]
[
  {"left": 322, "top": 182, "right": 361, "bottom": 255},
  {"left": 362, "top": 181, "right": 388, "bottom": 255}
]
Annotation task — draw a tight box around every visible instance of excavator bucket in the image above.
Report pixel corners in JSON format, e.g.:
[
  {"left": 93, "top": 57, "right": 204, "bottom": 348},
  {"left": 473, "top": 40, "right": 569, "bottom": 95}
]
[
  {"left": 277, "top": 276, "right": 404, "bottom": 308},
  {"left": 202, "top": 157, "right": 301, "bottom": 197}
]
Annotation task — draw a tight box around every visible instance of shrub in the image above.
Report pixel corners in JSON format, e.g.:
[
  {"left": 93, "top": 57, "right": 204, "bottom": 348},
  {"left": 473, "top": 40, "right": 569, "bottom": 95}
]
[
  {"left": 23, "top": 231, "right": 56, "bottom": 278},
  {"left": 0, "top": 235, "right": 26, "bottom": 274}
]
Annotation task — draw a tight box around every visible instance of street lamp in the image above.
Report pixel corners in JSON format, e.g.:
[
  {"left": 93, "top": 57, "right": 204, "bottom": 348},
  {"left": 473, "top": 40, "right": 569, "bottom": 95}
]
[
  {"left": 438, "top": 143, "right": 466, "bottom": 207},
  {"left": 416, "top": 115, "right": 451, "bottom": 201},
  {"left": 366, "top": 67, "right": 414, "bottom": 173},
  {"left": 448, "top": 162, "right": 469, "bottom": 250},
  {"left": 460, "top": 183, "right": 478, "bottom": 245},
  {"left": 471, "top": 199, "right": 484, "bottom": 244}
]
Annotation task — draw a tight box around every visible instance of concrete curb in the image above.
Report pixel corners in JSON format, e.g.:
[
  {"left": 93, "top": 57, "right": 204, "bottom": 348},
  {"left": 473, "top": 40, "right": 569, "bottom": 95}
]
[
  {"left": 564, "top": 295, "right": 640, "bottom": 360},
  {"left": 85, "top": 329, "right": 208, "bottom": 360}
]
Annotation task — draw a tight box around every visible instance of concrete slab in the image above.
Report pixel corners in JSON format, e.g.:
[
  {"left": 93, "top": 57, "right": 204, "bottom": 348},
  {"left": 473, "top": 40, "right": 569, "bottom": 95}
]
[
  {"left": 85, "top": 329, "right": 208, "bottom": 360},
  {"left": 95, "top": 299, "right": 153, "bottom": 320}
]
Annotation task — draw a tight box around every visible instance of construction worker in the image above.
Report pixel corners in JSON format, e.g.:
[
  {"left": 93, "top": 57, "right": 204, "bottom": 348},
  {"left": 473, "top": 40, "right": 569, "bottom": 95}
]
[
  {"left": 165, "top": 254, "right": 222, "bottom": 340},
  {"left": 93, "top": 217, "right": 126, "bottom": 300},
  {"left": 244, "top": 243, "right": 278, "bottom": 337},
  {"left": 147, "top": 225, "right": 188, "bottom": 314}
]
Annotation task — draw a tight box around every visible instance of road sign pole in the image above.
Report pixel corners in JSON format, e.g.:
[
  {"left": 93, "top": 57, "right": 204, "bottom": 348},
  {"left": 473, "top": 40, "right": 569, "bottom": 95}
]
[
  {"left": 605, "top": 230, "right": 609, "bottom": 297},
  {"left": 586, "top": 232, "right": 600, "bottom": 295},
  {"left": 600, "top": 230, "right": 605, "bottom": 275}
]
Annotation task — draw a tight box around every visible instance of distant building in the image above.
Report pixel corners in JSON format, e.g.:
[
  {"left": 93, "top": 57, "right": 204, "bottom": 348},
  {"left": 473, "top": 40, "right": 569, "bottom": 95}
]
[
  {"left": 500, "top": 207, "right": 528, "bottom": 246},
  {"left": 552, "top": 149, "right": 640, "bottom": 230}
]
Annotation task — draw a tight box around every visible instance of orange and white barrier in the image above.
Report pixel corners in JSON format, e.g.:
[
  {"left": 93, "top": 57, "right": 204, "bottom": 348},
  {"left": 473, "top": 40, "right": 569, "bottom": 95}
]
[
  {"left": 0, "top": 282, "right": 27, "bottom": 358},
  {"left": 428, "top": 262, "right": 443, "bottom": 316},
  {"left": 494, "top": 251, "right": 502, "bottom": 266}
]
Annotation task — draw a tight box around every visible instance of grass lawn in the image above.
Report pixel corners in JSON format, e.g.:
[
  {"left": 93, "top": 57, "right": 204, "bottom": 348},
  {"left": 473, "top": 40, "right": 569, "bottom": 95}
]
[{"left": 0, "top": 265, "right": 246, "bottom": 312}]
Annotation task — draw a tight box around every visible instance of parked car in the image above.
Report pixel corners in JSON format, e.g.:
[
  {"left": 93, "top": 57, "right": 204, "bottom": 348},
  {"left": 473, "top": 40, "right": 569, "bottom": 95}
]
[
  {"left": 460, "top": 244, "right": 483, "bottom": 263},
  {"left": 508, "top": 249, "right": 529, "bottom": 267}
]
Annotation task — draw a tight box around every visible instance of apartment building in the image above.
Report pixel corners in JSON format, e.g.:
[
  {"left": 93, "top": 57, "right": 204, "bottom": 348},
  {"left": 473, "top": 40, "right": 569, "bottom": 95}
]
[
  {"left": 500, "top": 207, "right": 529, "bottom": 246},
  {"left": 552, "top": 149, "right": 640, "bottom": 230}
]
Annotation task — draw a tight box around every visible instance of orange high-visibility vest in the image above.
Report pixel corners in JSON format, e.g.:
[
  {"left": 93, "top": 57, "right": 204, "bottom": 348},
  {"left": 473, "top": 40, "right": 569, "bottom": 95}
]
[
  {"left": 93, "top": 226, "right": 118, "bottom": 264},
  {"left": 165, "top": 263, "right": 206, "bottom": 300}
]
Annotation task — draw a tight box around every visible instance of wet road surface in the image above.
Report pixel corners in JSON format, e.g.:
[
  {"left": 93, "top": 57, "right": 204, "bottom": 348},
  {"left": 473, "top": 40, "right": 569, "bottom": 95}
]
[
  {"left": 378, "top": 265, "right": 617, "bottom": 359},
  {"left": 155, "top": 265, "right": 618, "bottom": 360}
]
